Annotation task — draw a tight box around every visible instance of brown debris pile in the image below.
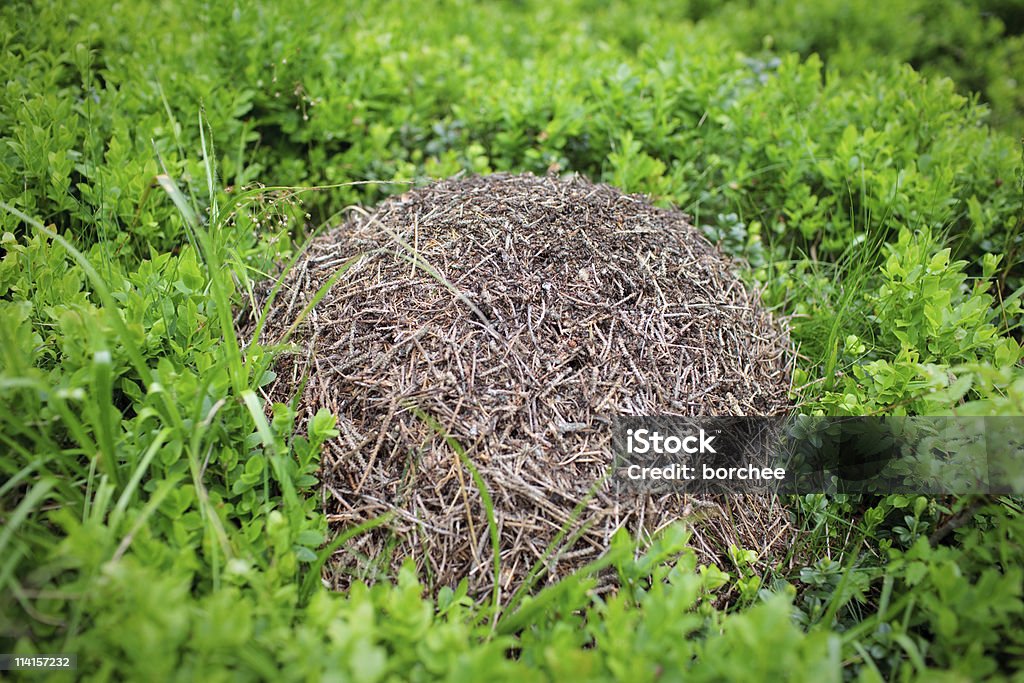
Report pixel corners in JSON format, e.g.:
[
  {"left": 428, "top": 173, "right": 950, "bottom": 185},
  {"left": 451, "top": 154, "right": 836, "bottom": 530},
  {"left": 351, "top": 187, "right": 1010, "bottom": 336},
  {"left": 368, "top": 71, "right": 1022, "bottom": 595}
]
[{"left": 254, "top": 172, "right": 796, "bottom": 596}]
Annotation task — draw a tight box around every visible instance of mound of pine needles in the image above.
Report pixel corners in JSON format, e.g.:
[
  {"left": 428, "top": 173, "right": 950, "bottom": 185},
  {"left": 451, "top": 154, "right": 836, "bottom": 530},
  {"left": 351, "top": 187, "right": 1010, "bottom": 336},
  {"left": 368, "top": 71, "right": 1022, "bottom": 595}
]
[{"left": 253, "top": 172, "right": 796, "bottom": 597}]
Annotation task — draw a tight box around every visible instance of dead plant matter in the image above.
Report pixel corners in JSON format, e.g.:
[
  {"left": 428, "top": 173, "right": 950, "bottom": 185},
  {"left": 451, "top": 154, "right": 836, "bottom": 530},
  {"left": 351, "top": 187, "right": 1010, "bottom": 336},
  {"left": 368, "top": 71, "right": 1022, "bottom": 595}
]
[{"left": 254, "top": 172, "right": 796, "bottom": 597}]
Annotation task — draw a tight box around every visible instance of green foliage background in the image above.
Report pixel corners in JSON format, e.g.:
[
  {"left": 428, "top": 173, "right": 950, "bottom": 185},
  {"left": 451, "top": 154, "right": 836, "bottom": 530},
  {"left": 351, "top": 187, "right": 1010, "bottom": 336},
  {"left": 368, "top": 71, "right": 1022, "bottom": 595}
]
[{"left": 1, "top": 0, "right": 1022, "bottom": 680}]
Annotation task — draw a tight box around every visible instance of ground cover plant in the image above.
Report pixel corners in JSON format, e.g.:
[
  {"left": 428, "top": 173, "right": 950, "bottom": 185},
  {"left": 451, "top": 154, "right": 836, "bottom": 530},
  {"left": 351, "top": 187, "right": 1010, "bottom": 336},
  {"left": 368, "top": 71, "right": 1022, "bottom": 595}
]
[{"left": 1, "top": 0, "right": 1022, "bottom": 680}]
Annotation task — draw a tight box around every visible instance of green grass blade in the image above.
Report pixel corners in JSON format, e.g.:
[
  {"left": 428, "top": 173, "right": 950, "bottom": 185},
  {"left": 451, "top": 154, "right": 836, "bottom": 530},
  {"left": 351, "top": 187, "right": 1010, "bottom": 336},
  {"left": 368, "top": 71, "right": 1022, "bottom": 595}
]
[
  {"left": 0, "top": 479, "right": 55, "bottom": 563},
  {"left": 300, "top": 512, "right": 395, "bottom": 600},
  {"left": 241, "top": 389, "right": 298, "bottom": 509},
  {"left": 110, "top": 427, "right": 171, "bottom": 531},
  {"left": 90, "top": 350, "right": 121, "bottom": 488},
  {"left": 275, "top": 252, "right": 368, "bottom": 344},
  {"left": 411, "top": 408, "right": 502, "bottom": 632}
]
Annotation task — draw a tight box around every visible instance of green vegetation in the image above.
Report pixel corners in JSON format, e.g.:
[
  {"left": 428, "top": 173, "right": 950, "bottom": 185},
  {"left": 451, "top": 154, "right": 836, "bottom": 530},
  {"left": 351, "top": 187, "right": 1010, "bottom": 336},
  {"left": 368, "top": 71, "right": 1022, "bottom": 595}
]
[{"left": 1, "top": 0, "right": 1022, "bottom": 679}]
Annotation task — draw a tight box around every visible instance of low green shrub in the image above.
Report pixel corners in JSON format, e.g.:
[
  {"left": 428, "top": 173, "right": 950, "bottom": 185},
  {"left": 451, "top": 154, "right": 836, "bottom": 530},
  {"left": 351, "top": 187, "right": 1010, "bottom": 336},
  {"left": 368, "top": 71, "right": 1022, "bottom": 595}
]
[{"left": 1, "top": 0, "right": 1022, "bottom": 679}]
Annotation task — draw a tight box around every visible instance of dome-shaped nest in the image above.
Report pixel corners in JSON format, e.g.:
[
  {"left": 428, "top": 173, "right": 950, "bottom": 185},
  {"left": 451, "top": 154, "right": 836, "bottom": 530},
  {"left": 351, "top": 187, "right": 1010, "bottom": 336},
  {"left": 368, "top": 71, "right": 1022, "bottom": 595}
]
[{"left": 254, "top": 173, "right": 796, "bottom": 596}]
